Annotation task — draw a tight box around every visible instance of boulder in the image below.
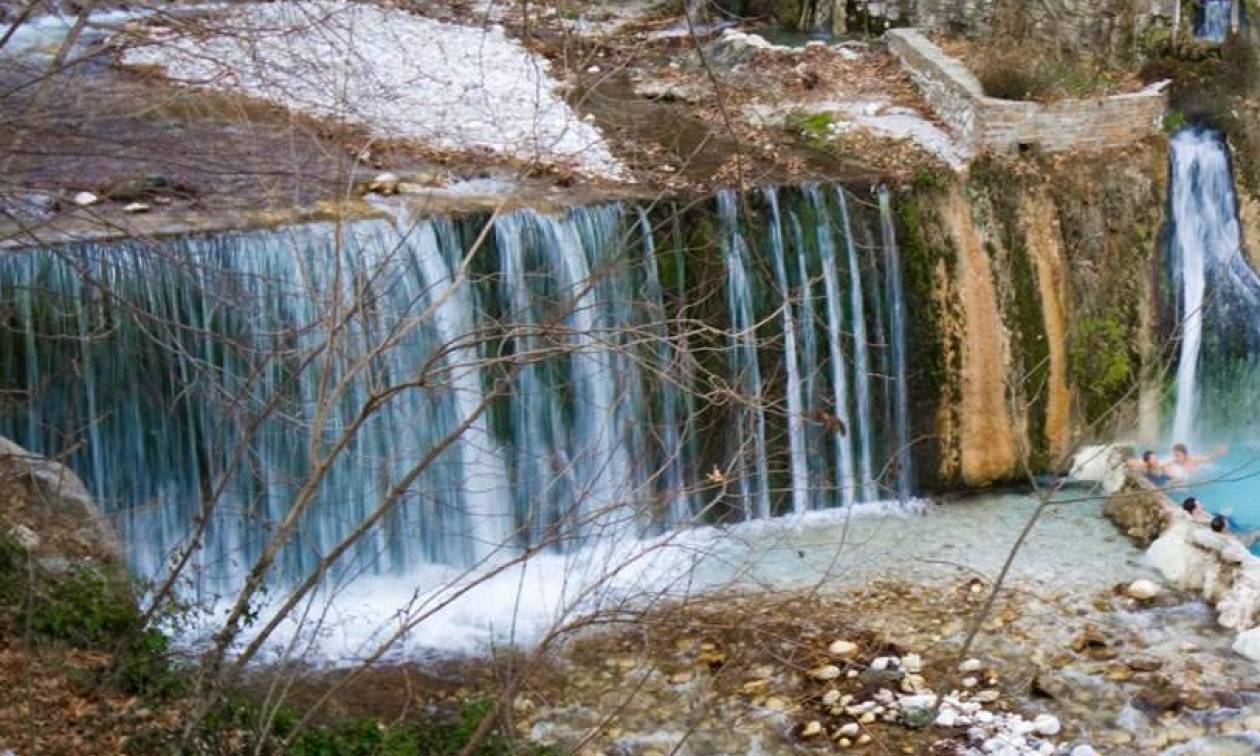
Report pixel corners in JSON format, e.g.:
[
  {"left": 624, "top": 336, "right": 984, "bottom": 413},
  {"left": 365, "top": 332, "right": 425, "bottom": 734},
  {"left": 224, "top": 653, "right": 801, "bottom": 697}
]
[
  {"left": 1103, "top": 476, "right": 1170, "bottom": 547},
  {"left": 0, "top": 437, "right": 122, "bottom": 568}
]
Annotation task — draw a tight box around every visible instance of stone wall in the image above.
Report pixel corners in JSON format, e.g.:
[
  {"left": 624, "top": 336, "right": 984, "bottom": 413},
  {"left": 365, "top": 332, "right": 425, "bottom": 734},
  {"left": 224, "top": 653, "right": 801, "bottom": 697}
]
[{"left": 886, "top": 29, "right": 1169, "bottom": 154}]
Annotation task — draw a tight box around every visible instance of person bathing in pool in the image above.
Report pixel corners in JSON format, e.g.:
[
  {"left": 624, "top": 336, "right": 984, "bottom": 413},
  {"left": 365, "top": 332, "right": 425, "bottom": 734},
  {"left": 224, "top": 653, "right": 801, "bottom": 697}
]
[{"left": 1164, "top": 443, "right": 1226, "bottom": 483}]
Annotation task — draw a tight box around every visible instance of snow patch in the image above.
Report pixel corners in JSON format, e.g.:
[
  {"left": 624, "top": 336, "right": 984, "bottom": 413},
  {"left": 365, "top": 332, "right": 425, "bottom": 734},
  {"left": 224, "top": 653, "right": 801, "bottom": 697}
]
[{"left": 122, "top": 2, "right": 627, "bottom": 177}]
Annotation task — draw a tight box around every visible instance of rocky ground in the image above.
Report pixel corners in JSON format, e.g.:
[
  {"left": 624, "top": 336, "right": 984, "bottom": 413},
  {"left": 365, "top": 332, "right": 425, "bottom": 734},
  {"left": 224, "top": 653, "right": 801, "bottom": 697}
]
[{"left": 0, "top": 0, "right": 956, "bottom": 244}]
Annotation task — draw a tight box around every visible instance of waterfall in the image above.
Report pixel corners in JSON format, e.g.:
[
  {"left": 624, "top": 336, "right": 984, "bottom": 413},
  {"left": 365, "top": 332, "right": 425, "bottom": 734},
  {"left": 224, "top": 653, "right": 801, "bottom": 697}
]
[
  {"left": 0, "top": 186, "right": 917, "bottom": 606},
  {"left": 765, "top": 189, "right": 811, "bottom": 513},
  {"left": 638, "top": 209, "right": 690, "bottom": 524},
  {"left": 880, "top": 187, "right": 914, "bottom": 501},
  {"left": 808, "top": 185, "right": 857, "bottom": 507},
  {"left": 1164, "top": 125, "right": 1260, "bottom": 443},
  {"left": 716, "top": 191, "right": 773, "bottom": 519},
  {"left": 837, "top": 189, "right": 876, "bottom": 501},
  {"left": 1197, "top": 0, "right": 1234, "bottom": 42}
]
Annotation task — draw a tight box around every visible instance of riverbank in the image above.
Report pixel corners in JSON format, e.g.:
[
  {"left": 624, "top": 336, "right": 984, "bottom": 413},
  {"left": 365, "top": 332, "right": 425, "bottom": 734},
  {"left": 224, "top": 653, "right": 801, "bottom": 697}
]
[{"left": 204, "top": 489, "right": 1260, "bottom": 754}]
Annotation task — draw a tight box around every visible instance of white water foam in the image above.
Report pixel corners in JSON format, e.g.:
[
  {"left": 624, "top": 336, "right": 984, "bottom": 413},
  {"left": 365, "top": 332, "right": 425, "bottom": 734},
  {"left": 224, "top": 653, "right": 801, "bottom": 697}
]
[{"left": 174, "top": 499, "right": 928, "bottom": 664}]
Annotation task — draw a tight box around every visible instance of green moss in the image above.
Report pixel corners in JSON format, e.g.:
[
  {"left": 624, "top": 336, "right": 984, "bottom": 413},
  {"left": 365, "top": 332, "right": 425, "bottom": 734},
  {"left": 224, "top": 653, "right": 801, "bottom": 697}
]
[
  {"left": 784, "top": 110, "right": 834, "bottom": 147},
  {"left": 1162, "top": 109, "right": 1188, "bottom": 134}
]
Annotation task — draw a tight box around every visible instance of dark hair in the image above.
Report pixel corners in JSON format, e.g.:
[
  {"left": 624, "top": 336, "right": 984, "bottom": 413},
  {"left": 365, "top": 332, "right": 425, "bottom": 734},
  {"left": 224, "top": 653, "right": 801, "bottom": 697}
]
[
  {"left": 1173, "top": 443, "right": 1189, "bottom": 455},
  {"left": 1143, "top": 450, "right": 1157, "bottom": 462},
  {"left": 1211, "top": 515, "right": 1227, "bottom": 533},
  {"left": 1182, "top": 497, "right": 1200, "bottom": 514}
]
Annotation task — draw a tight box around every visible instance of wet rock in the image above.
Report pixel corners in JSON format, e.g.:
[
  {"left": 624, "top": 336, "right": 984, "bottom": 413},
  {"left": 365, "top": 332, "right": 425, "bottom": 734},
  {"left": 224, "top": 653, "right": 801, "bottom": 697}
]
[
  {"left": 72, "top": 191, "right": 99, "bottom": 206},
  {"left": 123, "top": 202, "right": 151, "bottom": 213}
]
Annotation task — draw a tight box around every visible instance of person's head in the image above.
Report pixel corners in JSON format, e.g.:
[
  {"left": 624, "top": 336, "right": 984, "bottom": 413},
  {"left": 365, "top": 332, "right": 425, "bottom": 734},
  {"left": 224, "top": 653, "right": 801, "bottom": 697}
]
[
  {"left": 1173, "top": 443, "right": 1189, "bottom": 464},
  {"left": 1143, "top": 450, "right": 1158, "bottom": 467},
  {"left": 1183, "top": 497, "right": 1203, "bottom": 515},
  {"left": 1211, "top": 515, "right": 1227, "bottom": 533}
]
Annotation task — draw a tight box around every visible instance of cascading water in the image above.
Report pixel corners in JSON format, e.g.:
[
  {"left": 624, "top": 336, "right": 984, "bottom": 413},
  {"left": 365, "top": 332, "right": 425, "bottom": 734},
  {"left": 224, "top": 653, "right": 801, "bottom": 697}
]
[
  {"left": 0, "top": 185, "right": 918, "bottom": 652},
  {"left": 1197, "top": 0, "right": 1235, "bottom": 43},
  {"left": 880, "top": 187, "right": 914, "bottom": 502},
  {"left": 1168, "top": 127, "right": 1260, "bottom": 444}
]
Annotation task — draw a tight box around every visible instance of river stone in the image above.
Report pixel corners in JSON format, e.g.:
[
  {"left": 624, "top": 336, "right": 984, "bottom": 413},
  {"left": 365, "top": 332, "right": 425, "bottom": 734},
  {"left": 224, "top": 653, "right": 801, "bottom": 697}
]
[
  {"left": 828, "top": 639, "right": 859, "bottom": 657},
  {"left": 72, "top": 191, "right": 99, "bottom": 206},
  {"left": 1125, "top": 579, "right": 1161, "bottom": 600},
  {"left": 959, "top": 658, "right": 984, "bottom": 673},
  {"left": 809, "top": 664, "right": 841, "bottom": 680},
  {"left": 800, "top": 720, "right": 823, "bottom": 737},
  {"left": 1032, "top": 714, "right": 1061, "bottom": 736},
  {"left": 123, "top": 202, "right": 150, "bottom": 213},
  {"left": 836, "top": 722, "right": 859, "bottom": 737}
]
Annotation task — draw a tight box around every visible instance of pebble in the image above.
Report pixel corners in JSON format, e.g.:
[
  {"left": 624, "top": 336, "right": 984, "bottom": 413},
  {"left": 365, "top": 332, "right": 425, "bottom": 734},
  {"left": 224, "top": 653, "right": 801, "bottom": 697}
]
[
  {"left": 1125, "top": 579, "right": 1161, "bottom": 600},
  {"left": 959, "top": 658, "right": 984, "bottom": 673},
  {"left": 72, "top": 191, "right": 99, "bottom": 206},
  {"left": 1032, "top": 714, "right": 1061, "bottom": 736},
  {"left": 1071, "top": 747, "right": 1100, "bottom": 756},
  {"left": 828, "top": 639, "right": 859, "bottom": 657},
  {"left": 800, "top": 720, "right": 823, "bottom": 737},
  {"left": 856, "top": 734, "right": 871, "bottom": 745},
  {"left": 821, "top": 689, "right": 841, "bottom": 705},
  {"left": 976, "top": 690, "right": 1001, "bottom": 703},
  {"left": 809, "top": 664, "right": 841, "bottom": 680},
  {"left": 123, "top": 202, "right": 150, "bottom": 213},
  {"left": 936, "top": 709, "right": 959, "bottom": 727},
  {"left": 836, "top": 722, "right": 860, "bottom": 737},
  {"left": 870, "top": 656, "right": 897, "bottom": 671},
  {"left": 765, "top": 697, "right": 787, "bottom": 711},
  {"left": 859, "top": 712, "right": 876, "bottom": 724},
  {"left": 962, "top": 676, "right": 979, "bottom": 688},
  {"left": 836, "top": 737, "right": 851, "bottom": 748}
]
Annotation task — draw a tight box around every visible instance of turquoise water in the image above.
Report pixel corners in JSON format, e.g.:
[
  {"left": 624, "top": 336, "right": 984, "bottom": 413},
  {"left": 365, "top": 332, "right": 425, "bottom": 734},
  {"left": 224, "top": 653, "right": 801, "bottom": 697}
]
[{"left": 1160, "top": 442, "right": 1260, "bottom": 546}]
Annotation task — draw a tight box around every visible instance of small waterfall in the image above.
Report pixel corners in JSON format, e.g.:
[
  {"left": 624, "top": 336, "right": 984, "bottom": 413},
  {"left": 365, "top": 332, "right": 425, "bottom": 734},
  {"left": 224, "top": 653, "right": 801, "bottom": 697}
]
[
  {"left": 0, "top": 185, "right": 918, "bottom": 607},
  {"left": 809, "top": 185, "right": 857, "bottom": 507},
  {"left": 880, "top": 187, "right": 914, "bottom": 501},
  {"left": 1168, "top": 127, "right": 1260, "bottom": 443},
  {"left": 1197, "top": 0, "right": 1234, "bottom": 42},
  {"left": 716, "top": 191, "right": 773, "bottom": 519},
  {"left": 765, "top": 188, "right": 811, "bottom": 514},
  {"left": 837, "top": 189, "right": 876, "bottom": 501},
  {"left": 638, "top": 209, "right": 690, "bottom": 524}
]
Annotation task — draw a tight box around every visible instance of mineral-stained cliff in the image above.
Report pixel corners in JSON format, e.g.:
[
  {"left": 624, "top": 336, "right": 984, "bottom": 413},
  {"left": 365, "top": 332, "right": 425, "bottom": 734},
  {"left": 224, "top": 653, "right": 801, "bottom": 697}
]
[{"left": 897, "top": 140, "right": 1168, "bottom": 488}]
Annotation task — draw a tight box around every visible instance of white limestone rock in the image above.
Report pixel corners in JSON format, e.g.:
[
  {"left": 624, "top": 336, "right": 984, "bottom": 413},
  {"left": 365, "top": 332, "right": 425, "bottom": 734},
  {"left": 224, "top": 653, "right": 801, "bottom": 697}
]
[
  {"left": 1125, "top": 578, "right": 1161, "bottom": 600},
  {"left": 1232, "top": 626, "right": 1260, "bottom": 661}
]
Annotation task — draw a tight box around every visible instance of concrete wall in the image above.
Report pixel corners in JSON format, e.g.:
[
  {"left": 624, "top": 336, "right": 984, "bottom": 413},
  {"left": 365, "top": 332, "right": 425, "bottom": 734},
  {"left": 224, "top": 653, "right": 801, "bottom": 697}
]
[{"left": 886, "top": 29, "right": 1169, "bottom": 155}]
